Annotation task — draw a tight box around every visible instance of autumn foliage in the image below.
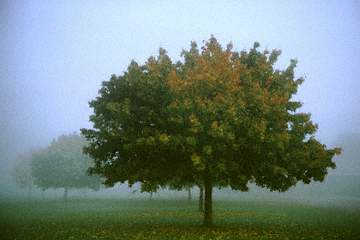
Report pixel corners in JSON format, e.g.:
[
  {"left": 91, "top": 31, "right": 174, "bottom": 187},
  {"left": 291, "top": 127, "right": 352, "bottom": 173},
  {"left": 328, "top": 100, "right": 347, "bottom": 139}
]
[{"left": 81, "top": 36, "right": 341, "bottom": 226}]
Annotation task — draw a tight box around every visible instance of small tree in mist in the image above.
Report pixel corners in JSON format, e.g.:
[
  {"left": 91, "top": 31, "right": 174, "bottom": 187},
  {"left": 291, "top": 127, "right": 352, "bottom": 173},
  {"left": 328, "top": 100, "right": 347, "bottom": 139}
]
[
  {"left": 333, "top": 132, "right": 360, "bottom": 175},
  {"left": 12, "top": 153, "right": 35, "bottom": 200},
  {"left": 30, "top": 132, "right": 102, "bottom": 202}
]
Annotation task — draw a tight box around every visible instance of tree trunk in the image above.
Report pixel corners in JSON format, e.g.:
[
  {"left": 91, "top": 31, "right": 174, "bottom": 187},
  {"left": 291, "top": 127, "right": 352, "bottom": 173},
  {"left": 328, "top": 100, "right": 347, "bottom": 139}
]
[
  {"left": 28, "top": 186, "right": 32, "bottom": 201},
  {"left": 149, "top": 191, "right": 153, "bottom": 201},
  {"left": 188, "top": 187, "right": 191, "bottom": 203},
  {"left": 64, "top": 187, "right": 68, "bottom": 202},
  {"left": 203, "top": 168, "right": 213, "bottom": 227},
  {"left": 199, "top": 186, "right": 204, "bottom": 212}
]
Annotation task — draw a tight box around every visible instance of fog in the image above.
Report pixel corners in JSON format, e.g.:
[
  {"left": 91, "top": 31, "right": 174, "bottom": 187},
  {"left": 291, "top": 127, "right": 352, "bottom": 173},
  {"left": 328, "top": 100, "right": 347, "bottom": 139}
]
[
  {"left": 1, "top": 1, "right": 359, "bottom": 210},
  {"left": 2, "top": 175, "right": 359, "bottom": 214}
]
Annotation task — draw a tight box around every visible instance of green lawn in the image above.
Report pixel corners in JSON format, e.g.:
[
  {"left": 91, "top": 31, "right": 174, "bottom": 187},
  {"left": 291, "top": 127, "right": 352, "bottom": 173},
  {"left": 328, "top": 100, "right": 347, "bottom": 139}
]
[{"left": 1, "top": 198, "right": 359, "bottom": 239}]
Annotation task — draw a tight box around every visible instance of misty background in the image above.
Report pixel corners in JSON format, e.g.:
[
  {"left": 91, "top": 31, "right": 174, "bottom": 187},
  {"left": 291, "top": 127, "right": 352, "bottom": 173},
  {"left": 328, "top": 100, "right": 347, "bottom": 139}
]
[{"left": 1, "top": 1, "right": 359, "bottom": 209}]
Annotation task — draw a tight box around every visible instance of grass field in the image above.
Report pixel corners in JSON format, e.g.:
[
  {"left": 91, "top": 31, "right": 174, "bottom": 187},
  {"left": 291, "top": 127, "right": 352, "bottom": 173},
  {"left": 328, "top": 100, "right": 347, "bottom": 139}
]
[{"left": 1, "top": 198, "right": 359, "bottom": 239}]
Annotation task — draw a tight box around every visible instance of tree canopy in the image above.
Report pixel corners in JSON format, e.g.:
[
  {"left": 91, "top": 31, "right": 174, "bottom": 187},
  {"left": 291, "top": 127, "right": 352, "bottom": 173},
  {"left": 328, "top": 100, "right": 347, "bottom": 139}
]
[
  {"left": 30, "top": 132, "right": 102, "bottom": 201},
  {"left": 81, "top": 36, "right": 341, "bottom": 226}
]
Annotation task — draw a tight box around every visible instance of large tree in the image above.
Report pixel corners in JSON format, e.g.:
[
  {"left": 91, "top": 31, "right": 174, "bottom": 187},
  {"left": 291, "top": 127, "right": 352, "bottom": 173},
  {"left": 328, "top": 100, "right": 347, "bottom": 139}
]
[
  {"left": 81, "top": 36, "right": 341, "bottom": 226},
  {"left": 30, "top": 132, "right": 102, "bottom": 201}
]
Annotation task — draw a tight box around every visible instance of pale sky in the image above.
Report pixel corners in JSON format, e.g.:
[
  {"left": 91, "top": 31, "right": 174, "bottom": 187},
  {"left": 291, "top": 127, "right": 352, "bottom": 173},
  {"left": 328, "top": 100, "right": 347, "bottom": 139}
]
[{"left": 1, "top": 1, "right": 359, "bottom": 194}]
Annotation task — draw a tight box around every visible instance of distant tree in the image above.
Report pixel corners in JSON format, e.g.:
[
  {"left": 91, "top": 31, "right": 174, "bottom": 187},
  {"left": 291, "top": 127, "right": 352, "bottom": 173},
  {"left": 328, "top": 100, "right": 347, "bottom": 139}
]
[
  {"left": 333, "top": 132, "right": 360, "bottom": 175},
  {"left": 11, "top": 153, "right": 35, "bottom": 200},
  {"left": 140, "top": 181, "right": 160, "bottom": 201},
  {"left": 81, "top": 36, "right": 341, "bottom": 227},
  {"left": 30, "top": 132, "right": 102, "bottom": 201}
]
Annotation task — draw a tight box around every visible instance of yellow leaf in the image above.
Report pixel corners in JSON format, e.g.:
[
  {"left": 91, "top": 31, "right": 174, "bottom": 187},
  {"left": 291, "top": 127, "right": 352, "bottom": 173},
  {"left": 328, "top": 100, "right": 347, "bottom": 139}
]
[{"left": 203, "top": 146, "right": 212, "bottom": 155}]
